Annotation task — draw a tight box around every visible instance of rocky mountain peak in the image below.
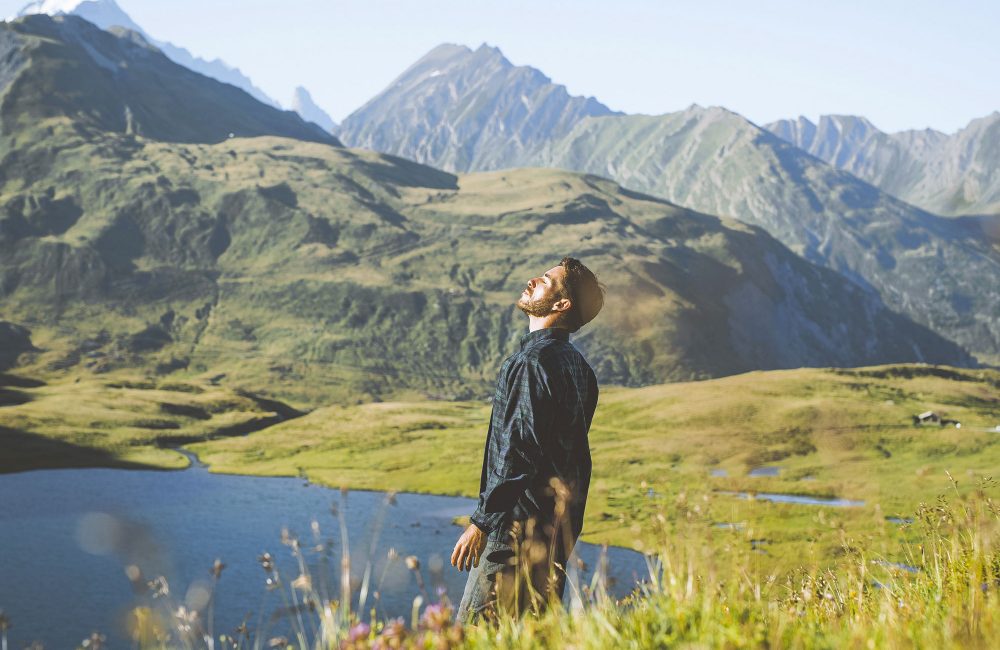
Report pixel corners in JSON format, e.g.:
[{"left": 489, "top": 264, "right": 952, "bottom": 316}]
[{"left": 291, "top": 86, "right": 336, "bottom": 134}]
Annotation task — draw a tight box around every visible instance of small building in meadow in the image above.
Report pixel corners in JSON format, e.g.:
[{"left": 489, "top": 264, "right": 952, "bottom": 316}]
[{"left": 913, "top": 411, "right": 961, "bottom": 428}]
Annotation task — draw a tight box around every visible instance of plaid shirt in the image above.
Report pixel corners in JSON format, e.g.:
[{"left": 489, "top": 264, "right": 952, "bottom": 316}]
[{"left": 470, "top": 327, "right": 598, "bottom": 540}]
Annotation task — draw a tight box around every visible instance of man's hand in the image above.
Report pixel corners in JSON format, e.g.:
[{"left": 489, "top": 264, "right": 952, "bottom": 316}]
[{"left": 451, "top": 523, "right": 487, "bottom": 572}]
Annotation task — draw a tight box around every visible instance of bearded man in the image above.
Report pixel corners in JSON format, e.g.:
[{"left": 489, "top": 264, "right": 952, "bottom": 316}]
[{"left": 451, "top": 256, "right": 604, "bottom": 622}]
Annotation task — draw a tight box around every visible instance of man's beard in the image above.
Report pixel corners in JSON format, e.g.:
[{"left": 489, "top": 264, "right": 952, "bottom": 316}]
[{"left": 517, "top": 291, "right": 561, "bottom": 317}]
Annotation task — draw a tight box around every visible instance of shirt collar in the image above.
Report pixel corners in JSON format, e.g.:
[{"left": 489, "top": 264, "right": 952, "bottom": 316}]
[{"left": 519, "top": 327, "right": 569, "bottom": 351}]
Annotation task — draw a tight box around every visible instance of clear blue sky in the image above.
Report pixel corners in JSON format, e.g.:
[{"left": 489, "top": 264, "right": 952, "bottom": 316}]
[{"left": 4, "top": 0, "right": 999, "bottom": 133}]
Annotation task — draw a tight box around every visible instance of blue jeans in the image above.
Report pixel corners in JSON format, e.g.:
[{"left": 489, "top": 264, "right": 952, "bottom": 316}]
[{"left": 455, "top": 518, "right": 572, "bottom": 623}]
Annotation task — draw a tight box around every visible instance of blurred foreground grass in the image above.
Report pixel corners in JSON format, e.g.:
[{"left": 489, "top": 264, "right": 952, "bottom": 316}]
[{"left": 48, "top": 473, "right": 1000, "bottom": 649}]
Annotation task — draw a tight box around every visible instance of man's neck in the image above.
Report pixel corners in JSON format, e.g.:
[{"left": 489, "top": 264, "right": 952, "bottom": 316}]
[{"left": 528, "top": 315, "right": 564, "bottom": 332}]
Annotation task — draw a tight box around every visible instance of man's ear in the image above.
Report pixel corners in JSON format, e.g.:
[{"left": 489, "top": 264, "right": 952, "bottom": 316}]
[{"left": 551, "top": 298, "right": 572, "bottom": 314}]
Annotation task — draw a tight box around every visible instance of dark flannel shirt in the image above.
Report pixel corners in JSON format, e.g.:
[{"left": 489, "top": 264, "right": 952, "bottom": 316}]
[{"left": 470, "top": 327, "right": 598, "bottom": 541}]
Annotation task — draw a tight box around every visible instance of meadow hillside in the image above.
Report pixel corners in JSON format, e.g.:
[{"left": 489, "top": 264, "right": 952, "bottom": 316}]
[{"left": 0, "top": 130, "right": 971, "bottom": 405}]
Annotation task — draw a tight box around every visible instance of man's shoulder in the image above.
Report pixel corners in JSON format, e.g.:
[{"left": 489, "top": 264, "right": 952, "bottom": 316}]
[{"left": 526, "top": 339, "right": 593, "bottom": 375}]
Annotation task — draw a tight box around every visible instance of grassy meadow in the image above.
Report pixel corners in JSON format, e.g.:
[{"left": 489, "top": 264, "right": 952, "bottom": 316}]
[
  {"left": 5, "top": 360, "right": 995, "bottom": 568},
  {"left": 185, "top": 364, "right": 999, "bottom": 574}
]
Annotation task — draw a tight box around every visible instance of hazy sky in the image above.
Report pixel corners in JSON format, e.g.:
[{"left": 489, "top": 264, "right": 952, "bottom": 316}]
[{"left": 4, "top": 0, "right": 999, "bottom": 133}]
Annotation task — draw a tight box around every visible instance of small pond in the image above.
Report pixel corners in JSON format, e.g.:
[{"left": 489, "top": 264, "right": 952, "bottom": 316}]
[
  {"left": 718, "top": 491, "right": 865, "bottom": 507},
  {"left": 0, "top": 457, "right": 647, "bottom": 648}
]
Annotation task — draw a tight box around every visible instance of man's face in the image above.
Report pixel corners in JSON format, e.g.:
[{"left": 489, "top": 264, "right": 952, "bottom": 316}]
[{"left": 517, "top": 265, "right": 569, "bottom": 317}]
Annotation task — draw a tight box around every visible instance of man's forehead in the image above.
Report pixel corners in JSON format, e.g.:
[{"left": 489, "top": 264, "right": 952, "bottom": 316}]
[{"left": 544, "top": 265, "right": 566, "bottom": 280}]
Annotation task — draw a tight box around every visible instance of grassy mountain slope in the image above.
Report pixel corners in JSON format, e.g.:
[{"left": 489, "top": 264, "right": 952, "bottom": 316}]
[
  {"left": 0, "top": 15, "right": 338, "bottom": 145},
  {"left": 0, "top": 121, "right": 971, "bottom": 404}
]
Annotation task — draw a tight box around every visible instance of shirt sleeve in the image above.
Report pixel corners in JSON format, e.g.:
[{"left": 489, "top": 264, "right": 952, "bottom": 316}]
[{"left": 470, "top": 357, "right": 554, "bottom": 533}]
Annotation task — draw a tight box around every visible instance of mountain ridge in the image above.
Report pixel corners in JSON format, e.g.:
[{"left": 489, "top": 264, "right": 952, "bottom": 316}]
[
  {"left": 339, "top": 43, "right": 620, "bottom": 173},
  {"left": 1, "top": 15, "right": 340, "bottom": 145},
  {"left": 766, "top": 112, "right": 1000, "bottom": 217},
  {"left": 15, "top": 0, "right": 283, "bottom": 108}
]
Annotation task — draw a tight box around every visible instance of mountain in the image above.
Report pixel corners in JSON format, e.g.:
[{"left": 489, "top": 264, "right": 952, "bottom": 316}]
[
  {"left": 15, "top": 0, "right": 280, "bottom": 107},
  {"left": 0, "top": 19, "right": 974, "bottom": 406},
  {"left": 0, "top": 135, "right": 970, "bottom": 403},
  {"left": 0, "top": 15, "right": 339, "bottom": 144},
  {"left": 291, "top": 86, "right": 336, "bottom": 133},
  {"left": 338, "top": 43, "right": 620, "bottom": 172},
  {"left": 337, "top": 46, "right": 1000, "bottom": 365},
  {"left": 766, "top": 113, "right": 1000, "bottom": 217}
]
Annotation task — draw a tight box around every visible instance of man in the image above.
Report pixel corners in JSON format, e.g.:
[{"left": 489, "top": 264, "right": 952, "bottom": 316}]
[{"left": 451, "top": 256, "right": 604, "bottom": 622}]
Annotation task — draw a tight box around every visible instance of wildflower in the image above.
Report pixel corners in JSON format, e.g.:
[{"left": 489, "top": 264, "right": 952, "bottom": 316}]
[
  {"left": 174, "top": 606, "right": 199, "bottom": 634},
  {"left": 79, "top": 632, "right": 106, "bottom": 649},
  {"left": 147, "top": 576, "right": 170, "bottom": 599},
  {"left": 348, "top": 622, "right": 371, "bottom": 642},
  {"left": 374, "top": 617, "right": 407, "bottom": 649},
  {"left": 405, "top": 556, "right": 420, "bottom": 570},
  {"left": 258, "top": 552, "right": 275, "bottom": 572},
  {"left": 211, "top": 558, "right": 226, "bottom": 579},
  {"left": 420, "top": 603, "right": 452, "bottom": 632}
]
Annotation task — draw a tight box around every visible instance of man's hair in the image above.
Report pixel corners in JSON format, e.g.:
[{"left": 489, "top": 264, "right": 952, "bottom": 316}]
[{"left": 556, "top": 257, "right": 605, "bottom": 333}]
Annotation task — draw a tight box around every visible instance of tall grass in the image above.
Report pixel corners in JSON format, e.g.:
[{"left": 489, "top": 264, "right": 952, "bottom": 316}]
[{"left": 10, "top": 476, "right": 994, "bottom": 649}]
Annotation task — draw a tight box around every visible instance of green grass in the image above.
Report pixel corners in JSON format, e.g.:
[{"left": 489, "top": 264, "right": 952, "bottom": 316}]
[
  {"left": 0, "top": 370, "right": 285, "bottom": 471},
  {"left": 182, "top": 364, "right": 1000, "bottom": 573}
]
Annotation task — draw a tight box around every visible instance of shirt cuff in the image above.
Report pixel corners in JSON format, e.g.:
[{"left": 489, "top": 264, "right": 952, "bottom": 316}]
[{"left": 470, "top": 509, "right": 505, "bottom": 534}]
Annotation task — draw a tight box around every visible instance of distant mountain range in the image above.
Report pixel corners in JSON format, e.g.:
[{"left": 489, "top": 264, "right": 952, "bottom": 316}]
[
  {"left": 0, "top": 15, "right": 970, "bottom": 404},
  {"left": 765, "top": 113, "right": 1000, "bottom": 217},
  {"left": 336, "top": 44, "right": 1000, "bottom": 365}
]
